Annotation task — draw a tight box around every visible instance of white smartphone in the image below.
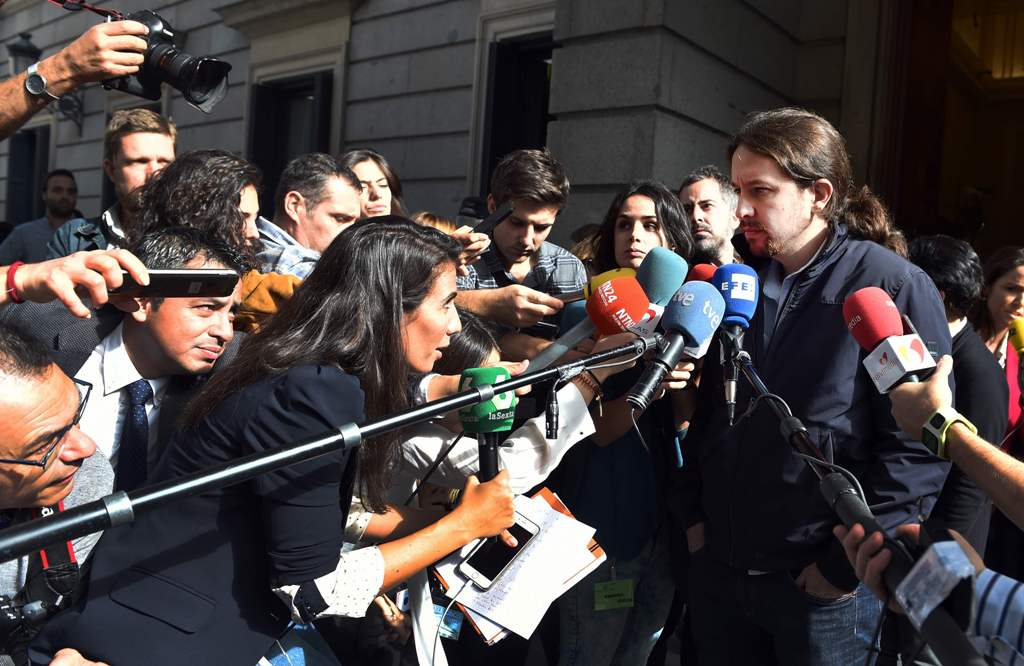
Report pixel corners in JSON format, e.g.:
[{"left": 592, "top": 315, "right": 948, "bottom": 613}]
[{"left": 457, "top": 512, "right": 539, "bottom": 590}]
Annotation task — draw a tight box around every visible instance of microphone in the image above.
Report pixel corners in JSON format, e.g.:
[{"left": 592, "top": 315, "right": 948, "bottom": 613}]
[
  {"left": 585, "top": 275, "right": 651, "bottom": 335},
  {"left": 843, "top": 287, "right": 936, "bottom": 393},
  {"left": 1009, "top": 318, "right": 1024, "bottom": 355},
  {"left": 459, "top": 367, "right": 518, "bottom": 481},
  {"left": 626, "top": 281, "right": 725, "bottom": 414},
  {"left": 528, "top": 248, "right": 688, "bottom": 370},
  {"left": 712, "top": 264, "right": 759, "bottom": 425},
  {"left": 687, "top": 263, "right": 718, "bottom": 283}
]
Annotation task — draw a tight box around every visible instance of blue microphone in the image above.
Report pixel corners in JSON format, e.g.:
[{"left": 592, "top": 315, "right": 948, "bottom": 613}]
[
  {"left": 529, "top": 248, "right": 688, "bottom": 370},
  {"left": 711, "top": 264, "right": 759, "bottom": 425},
  {"left": 625, "top": 281, "right": 725, "bottom": 414}
]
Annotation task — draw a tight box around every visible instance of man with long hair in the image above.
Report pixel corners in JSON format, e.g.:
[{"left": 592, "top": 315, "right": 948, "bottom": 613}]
[{"left": 678, "top": 108, "right": 950, "bottom": 663}]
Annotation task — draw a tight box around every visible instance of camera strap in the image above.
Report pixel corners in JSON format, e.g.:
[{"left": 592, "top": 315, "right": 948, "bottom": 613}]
[
  {"left": 46, "top": 0, "right": 125, "bottom": 20},
  {"left": 22, "top": 502, "right": 79, "bottom": 609}
]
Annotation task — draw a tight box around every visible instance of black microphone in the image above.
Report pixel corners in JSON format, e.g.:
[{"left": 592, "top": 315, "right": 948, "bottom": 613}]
[{"left": 626, "top": 282, "right": 725, "bottom": 414}]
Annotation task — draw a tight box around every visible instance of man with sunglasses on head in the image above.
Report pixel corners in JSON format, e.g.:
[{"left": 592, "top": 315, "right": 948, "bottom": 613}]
[{"left": 0, "top": 327, "right": 112, "bottom": 666}]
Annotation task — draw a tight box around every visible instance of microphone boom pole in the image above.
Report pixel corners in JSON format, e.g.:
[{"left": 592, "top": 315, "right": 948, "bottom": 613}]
[
  {"left": 0, "top": 336, "right": 658, "bottom": 563},
  {"left": 732, "top": 351, "right": 985, "bottom": 666}
]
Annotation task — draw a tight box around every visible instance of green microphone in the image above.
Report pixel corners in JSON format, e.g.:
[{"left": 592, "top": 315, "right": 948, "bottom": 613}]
[{"left": 459, "top": 367, "right": 517, "bottom": 481}]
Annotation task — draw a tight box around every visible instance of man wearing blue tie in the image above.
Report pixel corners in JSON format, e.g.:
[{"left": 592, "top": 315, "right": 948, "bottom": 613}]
[{"left": 5, "top": 228, "right": 245, "bottom": 491}]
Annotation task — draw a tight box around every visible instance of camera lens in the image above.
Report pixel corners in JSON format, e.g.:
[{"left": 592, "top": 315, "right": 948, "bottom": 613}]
[{"left": 183, "top": 59, "right": 231, "bottom": 110}]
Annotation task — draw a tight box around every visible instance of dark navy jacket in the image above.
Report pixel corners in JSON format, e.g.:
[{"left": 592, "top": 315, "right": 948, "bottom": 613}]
[{"left": 675, "top": 225, "right": 952, "bottom": 591}]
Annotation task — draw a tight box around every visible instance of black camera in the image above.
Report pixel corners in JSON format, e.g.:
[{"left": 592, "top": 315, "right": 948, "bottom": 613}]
[
  {"left": 104, "top": 10, "right": 231, "bottom": 114},
  {"left": 0, "top": 594, "right": 52, "bottom": 661}
]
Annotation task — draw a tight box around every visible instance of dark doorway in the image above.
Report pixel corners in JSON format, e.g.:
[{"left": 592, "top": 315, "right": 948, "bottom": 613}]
[
  {"left": 873, "top": 0, "right": 1024, "bottom": 257},
  {"left": 5, "top": 125, "right": 50, "bottom": 225},
  {"left": 249, "top": 71, "right": 333, "bottom": 216},
  {"left": 478, "top": 33, "right": 555, "bottom": 197}
]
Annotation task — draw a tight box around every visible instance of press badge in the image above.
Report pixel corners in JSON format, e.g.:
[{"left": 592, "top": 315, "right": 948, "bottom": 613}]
[
  {"left": 594, "top": 579, "right": 634, "bottom": 611},
  {"left": 433, "top": 603, "right": 464, "bottom": 640}
]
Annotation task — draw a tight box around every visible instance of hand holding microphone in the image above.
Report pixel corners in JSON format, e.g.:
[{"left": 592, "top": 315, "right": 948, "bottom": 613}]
[
  {"left": 528, "top": 247, "right": 688, "bottom": 370},
  {"left": 843, "top": 287, "right": 937, "bottom": 393},
  {"left": 625, "top": 280, "right": 725, "bottom": 414}
]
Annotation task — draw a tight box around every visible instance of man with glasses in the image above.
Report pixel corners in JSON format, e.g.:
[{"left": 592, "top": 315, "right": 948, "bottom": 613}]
[{"left": 0, "top": 327, "right": 112, "bottom": 666}]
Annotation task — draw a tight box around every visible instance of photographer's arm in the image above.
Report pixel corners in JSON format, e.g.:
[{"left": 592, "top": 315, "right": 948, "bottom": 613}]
[{"left": 0, "top": 21, "right": 148, "bottom": 141}]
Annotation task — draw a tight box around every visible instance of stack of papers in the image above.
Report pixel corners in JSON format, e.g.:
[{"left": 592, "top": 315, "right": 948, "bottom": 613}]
[{"left": 434, "top": 490, "right": 605, "bottom": 642}]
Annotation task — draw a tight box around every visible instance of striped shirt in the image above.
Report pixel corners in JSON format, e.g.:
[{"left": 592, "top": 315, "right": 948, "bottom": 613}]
[
  {"left": 972, "top": 568, "right": 1024, "bottom": 664},
  {"left": 256, "top": 217, "right": 320, "bottom": 279}
]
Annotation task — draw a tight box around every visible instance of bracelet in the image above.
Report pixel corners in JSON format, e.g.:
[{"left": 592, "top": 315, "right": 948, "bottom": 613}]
[
  {"left": 921, "top": 406, "right": 977, "bottom": 460},
  {"left": 572, "top": 370, "right": 603, "bottom": 416},
  {"left": 5, "top": 261, "right": 25, "bottom": 304}
]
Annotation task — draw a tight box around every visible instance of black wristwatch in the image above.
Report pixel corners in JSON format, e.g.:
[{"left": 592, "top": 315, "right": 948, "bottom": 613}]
[{"left": 25, "top": 63, "right": 60, "bottom": 102}]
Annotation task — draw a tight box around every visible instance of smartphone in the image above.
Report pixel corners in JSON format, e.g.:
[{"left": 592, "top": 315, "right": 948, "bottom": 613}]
[
  {"left": 111, "top": 269, "right": 239, "bottom": 297},
  {"left": 457, "top": 512, "right": 539, "bottom": 590},
  {"left": 553, "top": 291, "right": 585, "bottom": 303},
  {"left": 470, "top": 201, "right": 514, "bottom": 235}
]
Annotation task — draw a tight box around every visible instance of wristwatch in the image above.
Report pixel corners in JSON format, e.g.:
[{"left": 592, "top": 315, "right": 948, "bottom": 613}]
[
  {"left": 921, "top": 406, "right": 976, "bottom": 460},
  {"left": 25, "top": 62, "right": 60, "bottom": 102}
]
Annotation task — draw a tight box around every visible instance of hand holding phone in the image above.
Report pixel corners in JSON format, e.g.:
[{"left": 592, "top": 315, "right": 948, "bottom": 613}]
[
  {"left": 470, "top": 201, "right": 514, "bottom": 235},
  {"left": 111, "top": 268, "right": 239, "bottom": 297},
  {"left": 458, "top": 512, "right": 539, "bottom": 590},
  {"left": 451, "top": 470, "right": 516, "bottom": 541}
]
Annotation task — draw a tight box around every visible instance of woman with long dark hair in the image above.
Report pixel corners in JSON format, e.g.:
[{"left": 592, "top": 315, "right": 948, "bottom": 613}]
[
  {"left": 34, "top": 217, "right": 515, "bottom": 665},
  {"left": 339, "top": 149, "right": 405, "bottom": 218},
  {"left": 550, "top": 180, "right": 695, "bottom": 666},
  {"left": 974, "top": 247, "right": 1024, "bottom": 580}
]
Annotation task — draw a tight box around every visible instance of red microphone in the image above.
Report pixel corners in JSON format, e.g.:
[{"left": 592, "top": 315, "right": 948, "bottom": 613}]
[
  {"left": 585, "top": 275, "right": 650, "bottom": 335},
  {"left": 843, "top": 287, "right": 935, "bottom": 393},
  {"left": 686, "top": 263, "right": 717, "bottom": 283},
  {"left": 843, "top": 287, "right": 902, "bottom": 350}
]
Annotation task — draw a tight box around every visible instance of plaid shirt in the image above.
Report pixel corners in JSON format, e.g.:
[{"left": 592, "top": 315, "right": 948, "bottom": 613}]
[
  {"left": 457, "top": 242, "right": 586, "bottom": 337},
  {"left": 256, "top": 217, "right": 320, "bottom": 279},
  {"left": 456, "top": 241, "right": 586, "bottom": 295}
]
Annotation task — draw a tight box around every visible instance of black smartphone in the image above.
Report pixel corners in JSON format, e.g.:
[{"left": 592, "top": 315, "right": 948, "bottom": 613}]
[
  {"left": 112, "top": 269, "right": 239, "bottom": 297},
  {"left": 470, "top": 201, "right": 514, "bottom": 235}
]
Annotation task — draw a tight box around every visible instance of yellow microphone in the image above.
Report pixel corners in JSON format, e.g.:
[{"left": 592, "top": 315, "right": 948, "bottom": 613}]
[
  {"left": 585, "top": 268, "right": 635, "bottom": 300},
  {"left": 1009, "top": 318, "right": 1024, "bottom": 355}
]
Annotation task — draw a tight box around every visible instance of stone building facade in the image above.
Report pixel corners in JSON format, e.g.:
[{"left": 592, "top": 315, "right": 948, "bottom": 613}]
[{"left": 0, "top": 0, "right": 1015, "bottom": 251}]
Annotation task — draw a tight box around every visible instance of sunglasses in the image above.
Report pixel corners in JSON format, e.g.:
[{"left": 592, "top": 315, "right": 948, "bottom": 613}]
[{"left": 0, "top": 378, "right": 92, "bottom": 468}]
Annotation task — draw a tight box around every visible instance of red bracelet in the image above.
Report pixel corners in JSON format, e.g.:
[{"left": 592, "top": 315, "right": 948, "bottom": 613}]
[{"left": 5, "top": 261, "right": 25, "bottom": 304}]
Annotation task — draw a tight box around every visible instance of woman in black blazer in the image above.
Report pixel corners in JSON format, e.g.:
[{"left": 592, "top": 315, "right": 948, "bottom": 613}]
[{"left": 33, "top": 217, "right": 516, "bottom": 665}]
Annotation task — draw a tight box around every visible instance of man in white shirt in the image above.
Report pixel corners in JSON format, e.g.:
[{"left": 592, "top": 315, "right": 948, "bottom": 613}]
[{"left": 60, "top": 228, "right": 244, "bottom": 490}]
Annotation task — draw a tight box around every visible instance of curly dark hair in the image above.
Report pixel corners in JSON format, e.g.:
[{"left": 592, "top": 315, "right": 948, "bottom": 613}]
[
  {"left": 908, "top": 235, "right": 982, "bottom": 320},
  {"left": 128, "top": 149, "right": 262, "bottom": 260}
]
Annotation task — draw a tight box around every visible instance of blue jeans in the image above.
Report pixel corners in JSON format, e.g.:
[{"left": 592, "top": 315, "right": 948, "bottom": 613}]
[
  {"left": 558, "top": 536, "right": 675, "bottom": 666},
  {"left": 688, "top": 548, "right": 883, "bottom": 665}
]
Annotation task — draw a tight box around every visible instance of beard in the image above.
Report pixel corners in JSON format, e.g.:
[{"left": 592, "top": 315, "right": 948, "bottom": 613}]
[
  {"left": 691, "top": 240, "right": 725, "bottom": 265},
  {"left": 47, "top": 201, "right": 75, "bottom": 218}
]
